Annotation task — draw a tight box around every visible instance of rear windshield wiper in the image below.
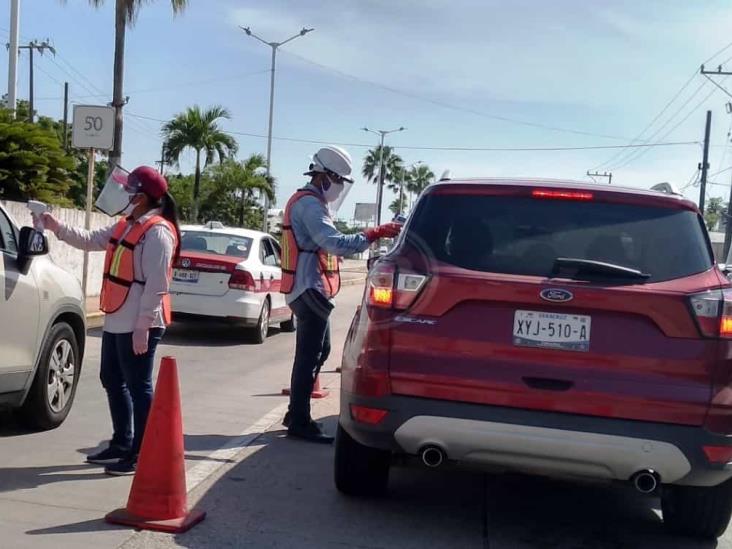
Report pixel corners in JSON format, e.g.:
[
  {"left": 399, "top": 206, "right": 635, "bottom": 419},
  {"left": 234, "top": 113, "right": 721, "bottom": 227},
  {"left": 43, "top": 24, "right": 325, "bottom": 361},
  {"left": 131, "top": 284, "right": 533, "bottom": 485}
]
[{"left": 552, "top": 258, "right": 651, "bottom": 281}]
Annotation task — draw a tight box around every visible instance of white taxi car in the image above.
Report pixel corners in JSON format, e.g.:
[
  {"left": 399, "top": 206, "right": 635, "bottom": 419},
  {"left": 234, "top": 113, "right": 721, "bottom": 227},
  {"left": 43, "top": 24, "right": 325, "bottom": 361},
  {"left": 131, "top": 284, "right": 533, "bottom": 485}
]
[{"left": 170, "top": 222, "right": 294, "bottom": 343}]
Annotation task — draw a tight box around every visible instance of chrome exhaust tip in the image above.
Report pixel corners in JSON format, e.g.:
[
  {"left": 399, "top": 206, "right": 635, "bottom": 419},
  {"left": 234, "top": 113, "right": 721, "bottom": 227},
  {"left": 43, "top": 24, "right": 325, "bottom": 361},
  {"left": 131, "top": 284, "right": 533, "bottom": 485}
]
[
  {"left": 631, "top": 470, "right": 659, "bottom": 494},
  {"left": 420, "top": 445, "right": 446, "bottom": 468}
]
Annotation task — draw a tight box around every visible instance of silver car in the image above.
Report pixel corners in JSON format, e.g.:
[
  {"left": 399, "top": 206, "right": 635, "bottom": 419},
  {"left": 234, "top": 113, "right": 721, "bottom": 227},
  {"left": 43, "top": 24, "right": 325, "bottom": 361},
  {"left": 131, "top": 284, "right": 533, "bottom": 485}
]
[{"left": 0, "top": 203, "right": 86, "bottom": 430}]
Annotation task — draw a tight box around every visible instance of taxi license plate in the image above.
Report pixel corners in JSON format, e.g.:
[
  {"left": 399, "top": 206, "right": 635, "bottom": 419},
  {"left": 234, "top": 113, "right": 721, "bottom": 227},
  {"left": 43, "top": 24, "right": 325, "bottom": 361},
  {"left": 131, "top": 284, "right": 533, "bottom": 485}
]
[
  {"left": 513, "top": 310, "right": 591, "bottom": 352},
  {"left": 173, "top": 269, "right": 199, "bottom": 283}
]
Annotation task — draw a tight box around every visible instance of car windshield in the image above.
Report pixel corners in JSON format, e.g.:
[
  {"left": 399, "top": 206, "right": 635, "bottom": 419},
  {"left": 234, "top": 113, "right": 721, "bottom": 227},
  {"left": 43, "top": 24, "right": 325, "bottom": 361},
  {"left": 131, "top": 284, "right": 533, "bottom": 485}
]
[
  {"left": 180, "top": 231, "right": 252, "bottom": 259},
  {"left": 407, "top": 193, "right": 712, "bottom": 283}
]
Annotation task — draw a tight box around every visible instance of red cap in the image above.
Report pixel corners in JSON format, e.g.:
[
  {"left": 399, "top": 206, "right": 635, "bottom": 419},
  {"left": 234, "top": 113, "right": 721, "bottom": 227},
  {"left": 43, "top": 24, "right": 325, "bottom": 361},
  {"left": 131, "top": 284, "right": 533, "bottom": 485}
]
[{"left": 128, "top": 166, "right": 168, "bottom": 200}]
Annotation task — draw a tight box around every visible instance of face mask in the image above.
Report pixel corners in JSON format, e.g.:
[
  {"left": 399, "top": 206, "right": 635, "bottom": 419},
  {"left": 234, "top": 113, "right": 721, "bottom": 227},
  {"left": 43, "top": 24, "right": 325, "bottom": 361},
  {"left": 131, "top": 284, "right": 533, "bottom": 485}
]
[
  {"left": 322, "top": 175, "right": 344, "bottom": 203},
  {"left": 122, "top": 195, "right": 139, "bottom": 217}
]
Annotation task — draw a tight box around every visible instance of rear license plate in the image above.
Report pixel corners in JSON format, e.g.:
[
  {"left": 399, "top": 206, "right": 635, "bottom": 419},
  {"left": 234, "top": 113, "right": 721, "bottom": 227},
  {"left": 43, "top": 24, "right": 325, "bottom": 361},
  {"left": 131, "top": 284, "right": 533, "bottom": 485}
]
[
  {"left": 513, "top": 310, "right": 591, "bottom": 352},
  {"left": 173, "top": 269, "right": 199, "bottom": 283}
]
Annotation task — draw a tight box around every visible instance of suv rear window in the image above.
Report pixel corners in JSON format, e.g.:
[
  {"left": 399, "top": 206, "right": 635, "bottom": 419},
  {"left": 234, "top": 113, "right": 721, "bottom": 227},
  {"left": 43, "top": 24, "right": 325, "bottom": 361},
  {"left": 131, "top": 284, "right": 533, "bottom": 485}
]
[{"left": 407, "top": 193, "right": 712, "bottom": 283}]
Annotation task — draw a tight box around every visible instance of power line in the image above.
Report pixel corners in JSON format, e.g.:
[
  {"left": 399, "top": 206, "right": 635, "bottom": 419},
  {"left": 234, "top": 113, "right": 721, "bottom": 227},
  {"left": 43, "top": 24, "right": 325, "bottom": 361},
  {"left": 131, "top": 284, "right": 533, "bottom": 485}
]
[
  {"left": 703, "top": 40, "right": 732, "bottom": 65},
  {"left": 591, "top": 69, "right": 699, "bottom": 171},
  {"left": 611, "top": 81, "right": 718, "bottom": 171},
  {"left": 280, "top": 50, "right": 631, "bottom": 142},
  {"left": 126, "top": 111, "right": 698, "bottom": 151},
  {"left": 34, "top": 69, "right": 271, "bottom": 101}
]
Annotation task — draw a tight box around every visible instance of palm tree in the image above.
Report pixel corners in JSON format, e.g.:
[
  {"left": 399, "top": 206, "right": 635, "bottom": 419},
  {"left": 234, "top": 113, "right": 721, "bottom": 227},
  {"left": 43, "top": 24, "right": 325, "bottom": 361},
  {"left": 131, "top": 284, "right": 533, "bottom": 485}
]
[
  {"left": 362, "top": 145, "right": 403, "bottom": 186},
  {"left": 407, "top": 164, "right": 435, "bottom": 204},
  {"left": 705, "top": 196, "right": 727, "bottom": 231},
  {"left": 163, "top": 105, "right": 238, "bottom": 222},
  {"left": 76, "top": 1, "right": 189, "bottom": 168}
]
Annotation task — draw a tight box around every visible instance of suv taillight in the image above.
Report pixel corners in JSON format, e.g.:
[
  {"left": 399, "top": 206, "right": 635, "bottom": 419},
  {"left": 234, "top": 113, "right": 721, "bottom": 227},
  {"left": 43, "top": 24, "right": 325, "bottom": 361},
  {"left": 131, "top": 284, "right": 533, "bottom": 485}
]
[
  {"left": 690, "top": 289, "right": 732, "bottom": 338},
  {"left": 229, "top": 269, "right": 255, "bottom": 291},
  {"left": 367, "top": 262, "right": 428, "bottom": 310}
]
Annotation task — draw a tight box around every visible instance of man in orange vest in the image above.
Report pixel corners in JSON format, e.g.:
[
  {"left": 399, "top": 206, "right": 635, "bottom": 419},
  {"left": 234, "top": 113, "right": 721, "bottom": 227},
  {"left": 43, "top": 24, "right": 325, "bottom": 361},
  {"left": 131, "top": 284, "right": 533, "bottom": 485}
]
[
  {"left": 38, "top": 166, "right": 181, "bottom": 474},
  {"left": 280, "top": 146, "right": 402, "bottom": 443}
]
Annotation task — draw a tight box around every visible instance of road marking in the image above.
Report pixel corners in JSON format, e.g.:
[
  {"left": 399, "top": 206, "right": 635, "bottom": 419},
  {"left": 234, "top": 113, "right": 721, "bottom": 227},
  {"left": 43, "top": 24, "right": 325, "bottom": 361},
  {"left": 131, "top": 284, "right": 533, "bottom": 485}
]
[{"left": 185, "top": 402, "right": 289, "bottom": 492}]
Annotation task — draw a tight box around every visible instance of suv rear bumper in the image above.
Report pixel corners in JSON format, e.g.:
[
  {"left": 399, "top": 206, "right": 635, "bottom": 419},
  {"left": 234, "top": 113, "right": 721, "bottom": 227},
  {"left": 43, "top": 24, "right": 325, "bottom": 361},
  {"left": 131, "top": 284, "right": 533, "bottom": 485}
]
[{"left": 340, "top": 392, "right": 732, "bottom": 487}]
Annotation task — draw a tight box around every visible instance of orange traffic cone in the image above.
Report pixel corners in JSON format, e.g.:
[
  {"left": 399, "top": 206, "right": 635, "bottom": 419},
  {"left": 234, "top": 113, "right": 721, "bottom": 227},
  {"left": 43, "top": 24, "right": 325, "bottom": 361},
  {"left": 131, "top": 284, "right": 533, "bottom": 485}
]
[
  {"left": 105, "top": 356, "right": 206, "bottom": 533},
  {"left": 281, "top": 374, "right": 330, "bottom": 399}
]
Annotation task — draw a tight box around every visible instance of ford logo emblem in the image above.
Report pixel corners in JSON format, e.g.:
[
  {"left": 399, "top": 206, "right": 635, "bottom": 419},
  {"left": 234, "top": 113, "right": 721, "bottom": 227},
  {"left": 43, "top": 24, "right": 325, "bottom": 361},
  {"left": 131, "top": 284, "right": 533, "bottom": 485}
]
[
  {"left": 540, "top": 288, "right": 573, "bottom": 303},
  {"left": 181, "top": 258, "right": 191, "bottom": 268}
]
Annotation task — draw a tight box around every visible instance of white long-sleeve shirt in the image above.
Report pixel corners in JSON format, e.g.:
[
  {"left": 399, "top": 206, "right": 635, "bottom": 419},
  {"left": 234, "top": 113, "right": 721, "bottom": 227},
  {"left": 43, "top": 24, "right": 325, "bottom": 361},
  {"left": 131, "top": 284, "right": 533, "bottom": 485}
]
[{"left": 55, "top": 209, "right": 175, "bottom": 334}]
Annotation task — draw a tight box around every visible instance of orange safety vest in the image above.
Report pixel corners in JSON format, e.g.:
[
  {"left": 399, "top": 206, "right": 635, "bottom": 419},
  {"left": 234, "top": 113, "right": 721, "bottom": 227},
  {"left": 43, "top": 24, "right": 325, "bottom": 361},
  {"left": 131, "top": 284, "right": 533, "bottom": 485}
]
[
  {"left": 280, "top": 189, "right": 341, "bottom": 298},
  {"left": 100, "top": 215, "right": 177, "bottom": 324}
]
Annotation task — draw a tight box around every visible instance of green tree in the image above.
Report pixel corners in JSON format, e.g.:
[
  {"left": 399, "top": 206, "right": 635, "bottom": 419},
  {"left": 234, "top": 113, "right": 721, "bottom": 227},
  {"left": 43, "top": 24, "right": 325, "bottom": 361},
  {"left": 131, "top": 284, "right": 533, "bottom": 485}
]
[
  {"left": 162, "top": 105, "right": 238, "bottom": 223},
  {"left": 204, "top": 155, "right": 275, "bottom": 227},
  {"left": 407, "top": 164, "right": 435, "bottom": 197},
  {"left": 73, "top": 0, "right": 189, "bottom": 167},
  {"left": 362, "top": 145, "right": 404, "bottom": 188},
  {"left": 388, "top": 197, "right": 402, "bottom": 216},
  {"left": 705, "top": 197, "right": 727, "bottom": 231},
  {"left": 0, "top": 107, "right": 76, "bottom": 206},
  {"left": 334, "top": 219, "right": 362, "bottom": 235}
]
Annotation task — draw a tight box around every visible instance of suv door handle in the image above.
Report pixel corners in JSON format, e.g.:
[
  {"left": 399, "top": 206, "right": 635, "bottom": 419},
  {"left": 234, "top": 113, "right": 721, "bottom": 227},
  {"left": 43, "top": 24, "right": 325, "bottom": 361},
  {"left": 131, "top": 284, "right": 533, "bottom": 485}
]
[{"left": 522, "top": 377, "right": 574, "bottom": 392}]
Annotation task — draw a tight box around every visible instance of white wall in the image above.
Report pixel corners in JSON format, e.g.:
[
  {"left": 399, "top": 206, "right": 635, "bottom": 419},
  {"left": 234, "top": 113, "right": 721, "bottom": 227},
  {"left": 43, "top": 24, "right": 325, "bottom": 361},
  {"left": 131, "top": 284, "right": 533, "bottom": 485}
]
[{"left": 2, "top": 200, "right": 112, "bottom": 297}]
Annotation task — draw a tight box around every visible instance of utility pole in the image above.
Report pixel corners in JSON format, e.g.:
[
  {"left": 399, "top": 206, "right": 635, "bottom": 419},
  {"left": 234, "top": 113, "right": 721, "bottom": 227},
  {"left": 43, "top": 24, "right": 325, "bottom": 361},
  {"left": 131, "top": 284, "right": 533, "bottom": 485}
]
[
  {"left": 586, "top": 170, "right": 612, "bottom": 184},
  {"left": 240, "top": 25, "right": 314, "bottom": 232},
  {"left": 6, "top": 0, "right": 20, "bottom": 116},
  {"left": 155, "top": 142, "right": 166, "bottom": 174},
  {"left": 62, "top": 81, "right": 69, "bottom": 149},
  {"left": 699, "top": 110, "right": 712, "bottom": 214},
  {"left": 18, "top": 40, "right": 55, "bottom": 122},
  {"left": 362, "top": 126, "right": 406, "bottom": 226}
]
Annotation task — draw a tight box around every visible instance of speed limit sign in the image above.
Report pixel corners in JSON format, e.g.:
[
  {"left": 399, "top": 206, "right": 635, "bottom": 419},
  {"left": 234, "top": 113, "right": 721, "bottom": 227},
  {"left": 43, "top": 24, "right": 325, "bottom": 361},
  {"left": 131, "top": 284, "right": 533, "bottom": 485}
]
[{"left": 72, "top": 105, "right": 115, "bottom": 150}]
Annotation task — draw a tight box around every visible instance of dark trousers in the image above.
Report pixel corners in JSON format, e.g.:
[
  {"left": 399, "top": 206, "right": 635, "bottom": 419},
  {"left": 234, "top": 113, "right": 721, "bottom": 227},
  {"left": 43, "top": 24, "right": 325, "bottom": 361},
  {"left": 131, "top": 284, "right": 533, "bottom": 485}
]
[
  {"left": 100, "top": 328, "right": 164, "bottom": 455},
  {"left": 288, "top": 290, "right": 333, "bottom": 424}
]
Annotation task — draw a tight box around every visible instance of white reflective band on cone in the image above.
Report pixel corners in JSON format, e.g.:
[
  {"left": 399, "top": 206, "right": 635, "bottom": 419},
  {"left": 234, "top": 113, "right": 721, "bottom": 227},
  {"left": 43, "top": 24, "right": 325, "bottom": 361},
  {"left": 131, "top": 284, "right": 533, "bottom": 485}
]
[
  {"left": 95, "top": 166, "right": 132, "bottom": 216},
  {"left": 329, "top": 180, "right": 354, "bottom": 215}
]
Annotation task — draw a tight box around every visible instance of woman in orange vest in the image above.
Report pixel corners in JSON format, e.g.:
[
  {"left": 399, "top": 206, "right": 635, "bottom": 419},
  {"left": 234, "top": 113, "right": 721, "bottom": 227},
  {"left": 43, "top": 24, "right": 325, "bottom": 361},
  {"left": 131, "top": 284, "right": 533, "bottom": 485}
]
[{"left": 36, "top": 166, "right": 181, "bottom": 475}]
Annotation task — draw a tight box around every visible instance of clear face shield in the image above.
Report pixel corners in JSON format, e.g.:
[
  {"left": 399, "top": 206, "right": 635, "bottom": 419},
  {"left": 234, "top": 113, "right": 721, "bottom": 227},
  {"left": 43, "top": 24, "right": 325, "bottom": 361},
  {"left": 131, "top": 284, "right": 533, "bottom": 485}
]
[
  {"left": 324, "top": 173, "right": 354, "bottom": 216},
  {"left": 95, "top": 166, "right": 136, "bottom": 216}
]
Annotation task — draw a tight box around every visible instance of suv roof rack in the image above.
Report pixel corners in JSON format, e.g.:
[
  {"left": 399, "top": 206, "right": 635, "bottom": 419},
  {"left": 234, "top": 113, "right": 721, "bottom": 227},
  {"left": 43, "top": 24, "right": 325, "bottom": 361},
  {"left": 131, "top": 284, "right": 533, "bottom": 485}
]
[{"left": 650, "top": 182, "right": 682, "bottom": 196}]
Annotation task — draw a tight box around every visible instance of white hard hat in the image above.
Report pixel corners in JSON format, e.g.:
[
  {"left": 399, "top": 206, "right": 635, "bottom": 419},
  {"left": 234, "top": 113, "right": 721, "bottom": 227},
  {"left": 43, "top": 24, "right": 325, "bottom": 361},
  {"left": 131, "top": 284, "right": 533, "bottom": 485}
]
[{"left": 306, "top": 145, "right": 354, "bottom": 182}]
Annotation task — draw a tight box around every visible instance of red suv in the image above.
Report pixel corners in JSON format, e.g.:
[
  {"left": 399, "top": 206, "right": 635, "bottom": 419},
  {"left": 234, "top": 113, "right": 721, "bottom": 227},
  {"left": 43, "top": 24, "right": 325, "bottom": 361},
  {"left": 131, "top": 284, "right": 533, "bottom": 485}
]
[{"left": 336, "top": 178, "right": 732, "bottom": 539}]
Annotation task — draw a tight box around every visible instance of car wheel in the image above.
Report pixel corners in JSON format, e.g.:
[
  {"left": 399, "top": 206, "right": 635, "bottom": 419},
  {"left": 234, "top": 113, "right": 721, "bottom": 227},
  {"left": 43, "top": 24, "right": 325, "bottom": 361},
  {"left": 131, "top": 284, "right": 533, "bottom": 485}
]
[
  {"left": 280, "top": 313, "right": 297, "bottom": 333},
  {"left": 662, "top": 480, "right": 732, "bottom": 539},
  {"left": 19, "top": 322, "right": 80, "bottom": 431},
  {"left": 334, "top": 423, "right": 390, "bottom": 496},
  {"left": 251, "top": 299, "right": 270, "bottom": 344}
]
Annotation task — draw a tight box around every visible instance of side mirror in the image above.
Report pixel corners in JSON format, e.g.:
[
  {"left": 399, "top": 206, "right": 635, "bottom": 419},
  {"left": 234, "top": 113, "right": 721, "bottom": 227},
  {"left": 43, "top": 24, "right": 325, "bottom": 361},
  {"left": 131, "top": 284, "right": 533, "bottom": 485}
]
[{"left": 18, "top": 226, "right": 48, "bottom": 270}]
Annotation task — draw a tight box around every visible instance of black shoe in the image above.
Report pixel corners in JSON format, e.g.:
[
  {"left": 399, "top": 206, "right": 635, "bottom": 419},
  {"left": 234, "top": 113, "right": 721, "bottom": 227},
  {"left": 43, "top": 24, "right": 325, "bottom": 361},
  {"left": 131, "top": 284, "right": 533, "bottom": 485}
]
[
  {"left": 287, "top": 421, "right": 334, "bottom": 444},
  {"left": 86, "top": 445, "right": 130, "bottom": 465},
  {"left": 282, "top": 411, "right": 323, "bottom": 429},
  {"left": 104, "top": 455, "right": 137, "bottom": 476}
]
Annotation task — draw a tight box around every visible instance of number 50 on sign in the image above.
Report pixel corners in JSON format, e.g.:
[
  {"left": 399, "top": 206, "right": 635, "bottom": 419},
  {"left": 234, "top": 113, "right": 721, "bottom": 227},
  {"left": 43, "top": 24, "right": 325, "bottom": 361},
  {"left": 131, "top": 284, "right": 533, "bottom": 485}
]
[{"left": 72, "top": 105, "right": 115, "bottom": 150}]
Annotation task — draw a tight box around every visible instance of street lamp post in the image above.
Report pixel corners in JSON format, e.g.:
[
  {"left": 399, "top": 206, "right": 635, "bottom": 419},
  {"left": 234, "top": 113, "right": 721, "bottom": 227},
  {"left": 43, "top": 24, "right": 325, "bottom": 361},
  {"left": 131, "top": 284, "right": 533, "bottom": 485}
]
[
  {"left": 240, "top": 25, "right": 314, "bottom": 232},
  {"left": 362, "top": 126, "right": 405, "bottom": 225}
]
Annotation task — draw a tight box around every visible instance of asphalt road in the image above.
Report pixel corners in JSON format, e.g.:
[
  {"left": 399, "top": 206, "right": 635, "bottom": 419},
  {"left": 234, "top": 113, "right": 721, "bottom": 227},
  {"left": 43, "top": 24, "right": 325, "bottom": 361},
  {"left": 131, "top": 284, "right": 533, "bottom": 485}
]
[{"left": 2, "top": 283, "right": 732, "bottom": 548}]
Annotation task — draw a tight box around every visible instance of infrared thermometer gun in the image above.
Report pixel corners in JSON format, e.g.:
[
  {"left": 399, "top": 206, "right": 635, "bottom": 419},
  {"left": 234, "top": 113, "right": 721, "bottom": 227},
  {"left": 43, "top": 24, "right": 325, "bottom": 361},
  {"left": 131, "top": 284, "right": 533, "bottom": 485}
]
[{"left": 27, "top": 200, "right": 49, "bottom": 231}]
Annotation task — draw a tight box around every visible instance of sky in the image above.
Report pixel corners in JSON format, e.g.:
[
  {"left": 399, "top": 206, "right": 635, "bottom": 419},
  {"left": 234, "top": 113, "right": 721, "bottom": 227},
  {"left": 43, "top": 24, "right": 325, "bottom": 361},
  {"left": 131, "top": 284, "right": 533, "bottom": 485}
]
[{"left": 4, "top": 0, "right": 732, "bottom": 223}]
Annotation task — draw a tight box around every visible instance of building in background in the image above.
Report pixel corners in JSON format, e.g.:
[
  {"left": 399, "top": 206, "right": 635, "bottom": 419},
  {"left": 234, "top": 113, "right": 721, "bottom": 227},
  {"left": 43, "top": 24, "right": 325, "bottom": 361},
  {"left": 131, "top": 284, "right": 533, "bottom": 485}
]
[{"left": 267, "top": 208, "right": 284, "bottom": 235}]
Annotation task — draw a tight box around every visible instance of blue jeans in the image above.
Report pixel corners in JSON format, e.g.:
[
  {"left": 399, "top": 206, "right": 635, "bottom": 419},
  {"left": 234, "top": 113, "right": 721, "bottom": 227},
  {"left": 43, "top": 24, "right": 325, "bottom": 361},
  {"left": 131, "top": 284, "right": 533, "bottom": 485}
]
[
  {"left": 288, "top": 290, "right": 332, "bottom": 425},
  {"left": 100, "top": 328, "right": 164, "bottom": 455}
]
